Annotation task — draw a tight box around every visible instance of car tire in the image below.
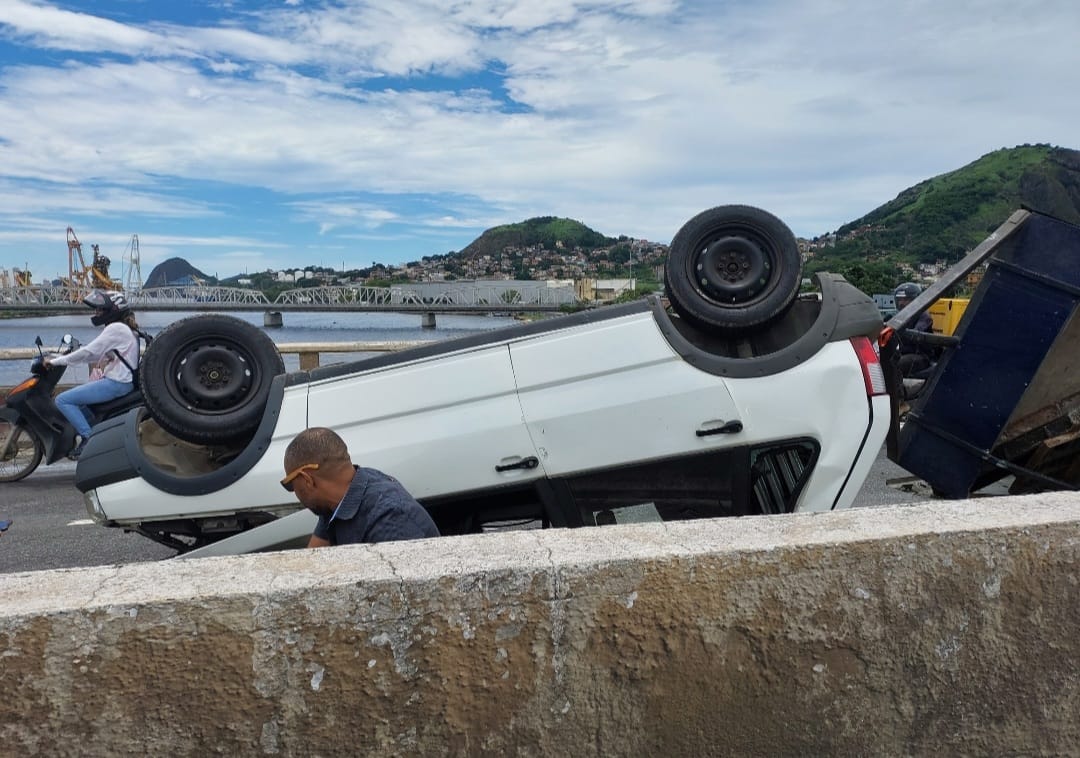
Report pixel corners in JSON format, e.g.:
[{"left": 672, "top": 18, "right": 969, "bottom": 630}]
[
  {"left": 664, "top": 205, "right": 802, "bottom": 332},
  {"left": 139, "top": 315, "right": 285, "bottom": 445}
]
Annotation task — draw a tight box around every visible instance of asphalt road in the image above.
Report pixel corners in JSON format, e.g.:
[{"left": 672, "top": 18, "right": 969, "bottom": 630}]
[
  {"left": 0, "top": 443, "right": 930, "bottom": 575},
  {"left": 0, "top": 460, "right": 174, "bottom": 574}
]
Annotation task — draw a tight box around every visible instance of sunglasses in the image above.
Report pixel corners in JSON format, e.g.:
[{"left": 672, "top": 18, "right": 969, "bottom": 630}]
[{"left": 281, "top": 463, "right": 319, "bottom": 492}]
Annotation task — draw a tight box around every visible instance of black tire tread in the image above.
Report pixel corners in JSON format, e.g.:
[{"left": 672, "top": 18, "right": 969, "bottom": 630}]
[
  {"left": 139, "top": 315, "right": 284, "bottom": 445},
  {"left": 664, "top": 204, "right": 802, "bottom": 333}
]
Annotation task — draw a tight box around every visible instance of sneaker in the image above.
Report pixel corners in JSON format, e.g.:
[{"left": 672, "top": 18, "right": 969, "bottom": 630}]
[{"left": 67, "top": 439, "right": 88, "bottom": 461}]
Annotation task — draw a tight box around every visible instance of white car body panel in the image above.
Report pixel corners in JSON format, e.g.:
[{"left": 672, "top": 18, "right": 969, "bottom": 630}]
[
  {"left": 722, "top": 345, "right": 889, "bottom": 511},
  {"left": 832, "top": 395, "right": 890, "bottom": 510},
  {"left": 306, "top": 342, "right": 545, "bottom": 498},
  {"left": 92, "top": 343, "right": 546, "bottom": 524},
  {"left": 180, "top": 509, "right": 317, "bottom": 559},
  {"left": 92, "top": 385, "right": 311, "bottom": 524},
  {"left": 510, "top": 313, "right": 742, "bottom": 475}
]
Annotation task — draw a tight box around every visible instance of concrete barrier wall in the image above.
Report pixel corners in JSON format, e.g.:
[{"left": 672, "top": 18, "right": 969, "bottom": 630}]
[{"left": 2, "top": 496, "right": 1079, "bottom": 756}]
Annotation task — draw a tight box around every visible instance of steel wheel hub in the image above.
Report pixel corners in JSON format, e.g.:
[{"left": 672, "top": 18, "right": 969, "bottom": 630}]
[
  {"left": 175, "top": 345, "right": 252, "bottom": 410},
  {"left": 695, "top": 235, "right": 771, "bottom": 303}
]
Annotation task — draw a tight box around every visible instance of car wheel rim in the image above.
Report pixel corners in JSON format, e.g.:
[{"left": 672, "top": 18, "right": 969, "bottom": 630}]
[
  {"left": 170, "top": 343, "right": 254, "bottom": 412},
  {"left": 693, "top": 233, "right": 773, "bottom": 304}
]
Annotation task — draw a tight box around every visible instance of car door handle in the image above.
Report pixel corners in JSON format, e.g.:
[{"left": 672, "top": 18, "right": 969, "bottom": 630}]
[
  {"left": 495, "top": 456, "right": 540, "bottom": 473},
  {"left": 696, "top": 420, "right": 743, "bottom": 437}
]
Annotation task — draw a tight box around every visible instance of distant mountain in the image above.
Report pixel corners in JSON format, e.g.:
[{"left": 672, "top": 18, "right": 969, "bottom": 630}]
[
  {"left": 815, "top": 144, "right": 1080, "bottom": 265},
  {"left": 198, "top": 146, "right": 1080, "bottom": 293},
  {"left": 144, "top": 257, "right": 216, "bottom": 288},
  {"left": 458, "top": 216, "right": 616, "bottom": 259}
]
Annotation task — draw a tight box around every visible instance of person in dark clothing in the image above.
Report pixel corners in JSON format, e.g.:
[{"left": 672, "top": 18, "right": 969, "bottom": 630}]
[
  {"left": 281, "top": 427, "right": 439, "bottom": 548},
  {"left": 893, "top": 281, "right": 935, "bottom": 377}
]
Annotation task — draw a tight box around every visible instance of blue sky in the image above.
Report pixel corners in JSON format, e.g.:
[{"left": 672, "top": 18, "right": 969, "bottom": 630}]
[{"left": 0, "top": 1, "right": 1078, "bottom": 283}]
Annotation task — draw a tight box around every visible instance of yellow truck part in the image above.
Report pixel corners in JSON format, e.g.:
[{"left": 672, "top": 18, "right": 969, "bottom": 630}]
[{"left": 929, "top": 297, "right": 969, "bottom": 336}]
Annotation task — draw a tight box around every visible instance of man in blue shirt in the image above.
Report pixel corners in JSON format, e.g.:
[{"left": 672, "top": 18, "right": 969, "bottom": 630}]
[{"left": 281, "top": 427, "right": 439, "bottom": 548}]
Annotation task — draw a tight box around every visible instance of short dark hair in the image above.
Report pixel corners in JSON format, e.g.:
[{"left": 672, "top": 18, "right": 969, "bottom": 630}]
[{"left": 284, "top": 427, "right": 352, "bottom": 472}]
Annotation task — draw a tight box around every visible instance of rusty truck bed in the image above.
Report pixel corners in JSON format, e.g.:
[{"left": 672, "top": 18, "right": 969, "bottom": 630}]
[{"left": 882, "top": 208, "right": 1080, "bottom": 498}]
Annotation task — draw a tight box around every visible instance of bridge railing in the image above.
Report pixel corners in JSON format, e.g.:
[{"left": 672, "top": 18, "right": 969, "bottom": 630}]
[
  {"left": 134, "top": 286, "right": 273, "bottom": 305},
  {"left": 1, "top": 282, "right": 582, "bottom": 308},
  {"left": 271, "top": 284, "right": 579, "bottom": 307},
  {"left": 0, "top": 285, "right": 89, "bottom": 304},
  {"left": 272, "top": 286, "right": 393, "bottom": 306}
]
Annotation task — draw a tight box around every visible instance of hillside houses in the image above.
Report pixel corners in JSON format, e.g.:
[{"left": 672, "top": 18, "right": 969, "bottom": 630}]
[
  {"left": 250, "top": 237, "right": 669, "bottom": 297},
  {"left": 275, "top": 269, "right": 315, "bottom": 283}
]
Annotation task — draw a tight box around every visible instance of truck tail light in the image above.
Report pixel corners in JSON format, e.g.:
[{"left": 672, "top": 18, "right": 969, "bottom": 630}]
[{"left": 851, "top": 336, "right": 887, "bottom": 396}]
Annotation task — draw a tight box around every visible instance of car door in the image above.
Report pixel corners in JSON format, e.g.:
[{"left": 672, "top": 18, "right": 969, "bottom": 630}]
[
  {"left": 509, "top": 310, "right": 744, "bottom": 477},
  {"left": 306, "top": 342, "right": 544, "bottom": 500}
]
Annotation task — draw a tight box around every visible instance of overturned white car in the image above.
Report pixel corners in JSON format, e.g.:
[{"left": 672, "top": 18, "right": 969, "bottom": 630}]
[{"left": 74, "top": 205, "right": 890, "bottom": 556}]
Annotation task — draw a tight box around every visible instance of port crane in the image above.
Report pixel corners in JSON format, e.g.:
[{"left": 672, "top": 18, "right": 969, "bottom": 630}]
[
  {"left": 67, "top": 227, "right": 121, "bottom": 298},
  {"left": 0, "top": 267, "right": 33, "bottom": 287}
]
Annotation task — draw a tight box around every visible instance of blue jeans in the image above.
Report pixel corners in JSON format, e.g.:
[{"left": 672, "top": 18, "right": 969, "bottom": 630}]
[{"left": 54, "top": 378, "right": 133, "bottom": 440}]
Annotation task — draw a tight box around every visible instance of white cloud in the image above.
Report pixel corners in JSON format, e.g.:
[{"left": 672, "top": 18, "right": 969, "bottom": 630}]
[
  {"left": 0, "top": 0, "right": 161, "bottom": 53},
  {"left": 0, "top": 0, "right": 1078, "bottom": 277},
  {"left": 0, "top": 180, "right": 215, "bottom": 218}
]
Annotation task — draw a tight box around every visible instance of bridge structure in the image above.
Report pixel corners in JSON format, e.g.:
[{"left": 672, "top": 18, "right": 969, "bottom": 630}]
[{"left": 0, "top": 283, "right": 579, "bottom": 322}]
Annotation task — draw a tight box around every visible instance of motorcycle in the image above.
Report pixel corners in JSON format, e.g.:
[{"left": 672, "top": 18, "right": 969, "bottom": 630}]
[{"left": 0, "top": 335, "right": 143, "bottom": 482}]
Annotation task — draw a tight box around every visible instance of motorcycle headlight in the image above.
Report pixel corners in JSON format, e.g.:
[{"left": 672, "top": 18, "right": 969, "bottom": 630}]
[{"left": 83, "top": 490, "right": 106, "bottom": 522}]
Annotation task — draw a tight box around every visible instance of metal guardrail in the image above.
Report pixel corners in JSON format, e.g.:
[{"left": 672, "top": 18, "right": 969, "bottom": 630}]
[{"left": 0, "top": 340, "right": 432, "bottom": 376}]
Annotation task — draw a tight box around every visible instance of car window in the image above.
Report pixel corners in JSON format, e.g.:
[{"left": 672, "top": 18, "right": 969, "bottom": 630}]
[
  {"left": 422, "top": 481, "right": 547, "bottom": 535},
  {"left": 421, "top": 439, "right": 818, "bottom": 535},
  {"left": 566, "top": 439, "right": 819, "bottom": 526}
]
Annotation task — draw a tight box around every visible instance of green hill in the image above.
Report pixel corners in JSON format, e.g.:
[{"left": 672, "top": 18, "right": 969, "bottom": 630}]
[
  {"left": 459, "top": 216, "right": 615, "bottom": 259},
  {"left": 814, "top": 144, "right": 1080, "bottom": 268}
]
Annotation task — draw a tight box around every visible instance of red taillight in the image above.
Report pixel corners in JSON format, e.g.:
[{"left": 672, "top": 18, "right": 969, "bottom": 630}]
[{"left": 851, "top": 336, "right": 887, "bottom": 396}]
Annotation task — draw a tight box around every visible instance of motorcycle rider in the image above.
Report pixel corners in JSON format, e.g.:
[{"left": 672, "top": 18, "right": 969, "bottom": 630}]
[
  {"left": 42, "top": 290, "right": 141, "bottom": 459},
  {"left": 893, "top": 281, "right": 935, "bottom": 377}
]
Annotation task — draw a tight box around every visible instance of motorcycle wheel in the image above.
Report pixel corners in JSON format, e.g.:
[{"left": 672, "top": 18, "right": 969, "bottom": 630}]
[{"left": 0, "top": 421, "right": 44, "bottom": 482}]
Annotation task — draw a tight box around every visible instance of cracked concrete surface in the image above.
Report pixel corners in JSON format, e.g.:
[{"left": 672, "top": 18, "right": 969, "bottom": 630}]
[{"left": 1, "top": 495, "right": 1079, "bottom": 756}]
